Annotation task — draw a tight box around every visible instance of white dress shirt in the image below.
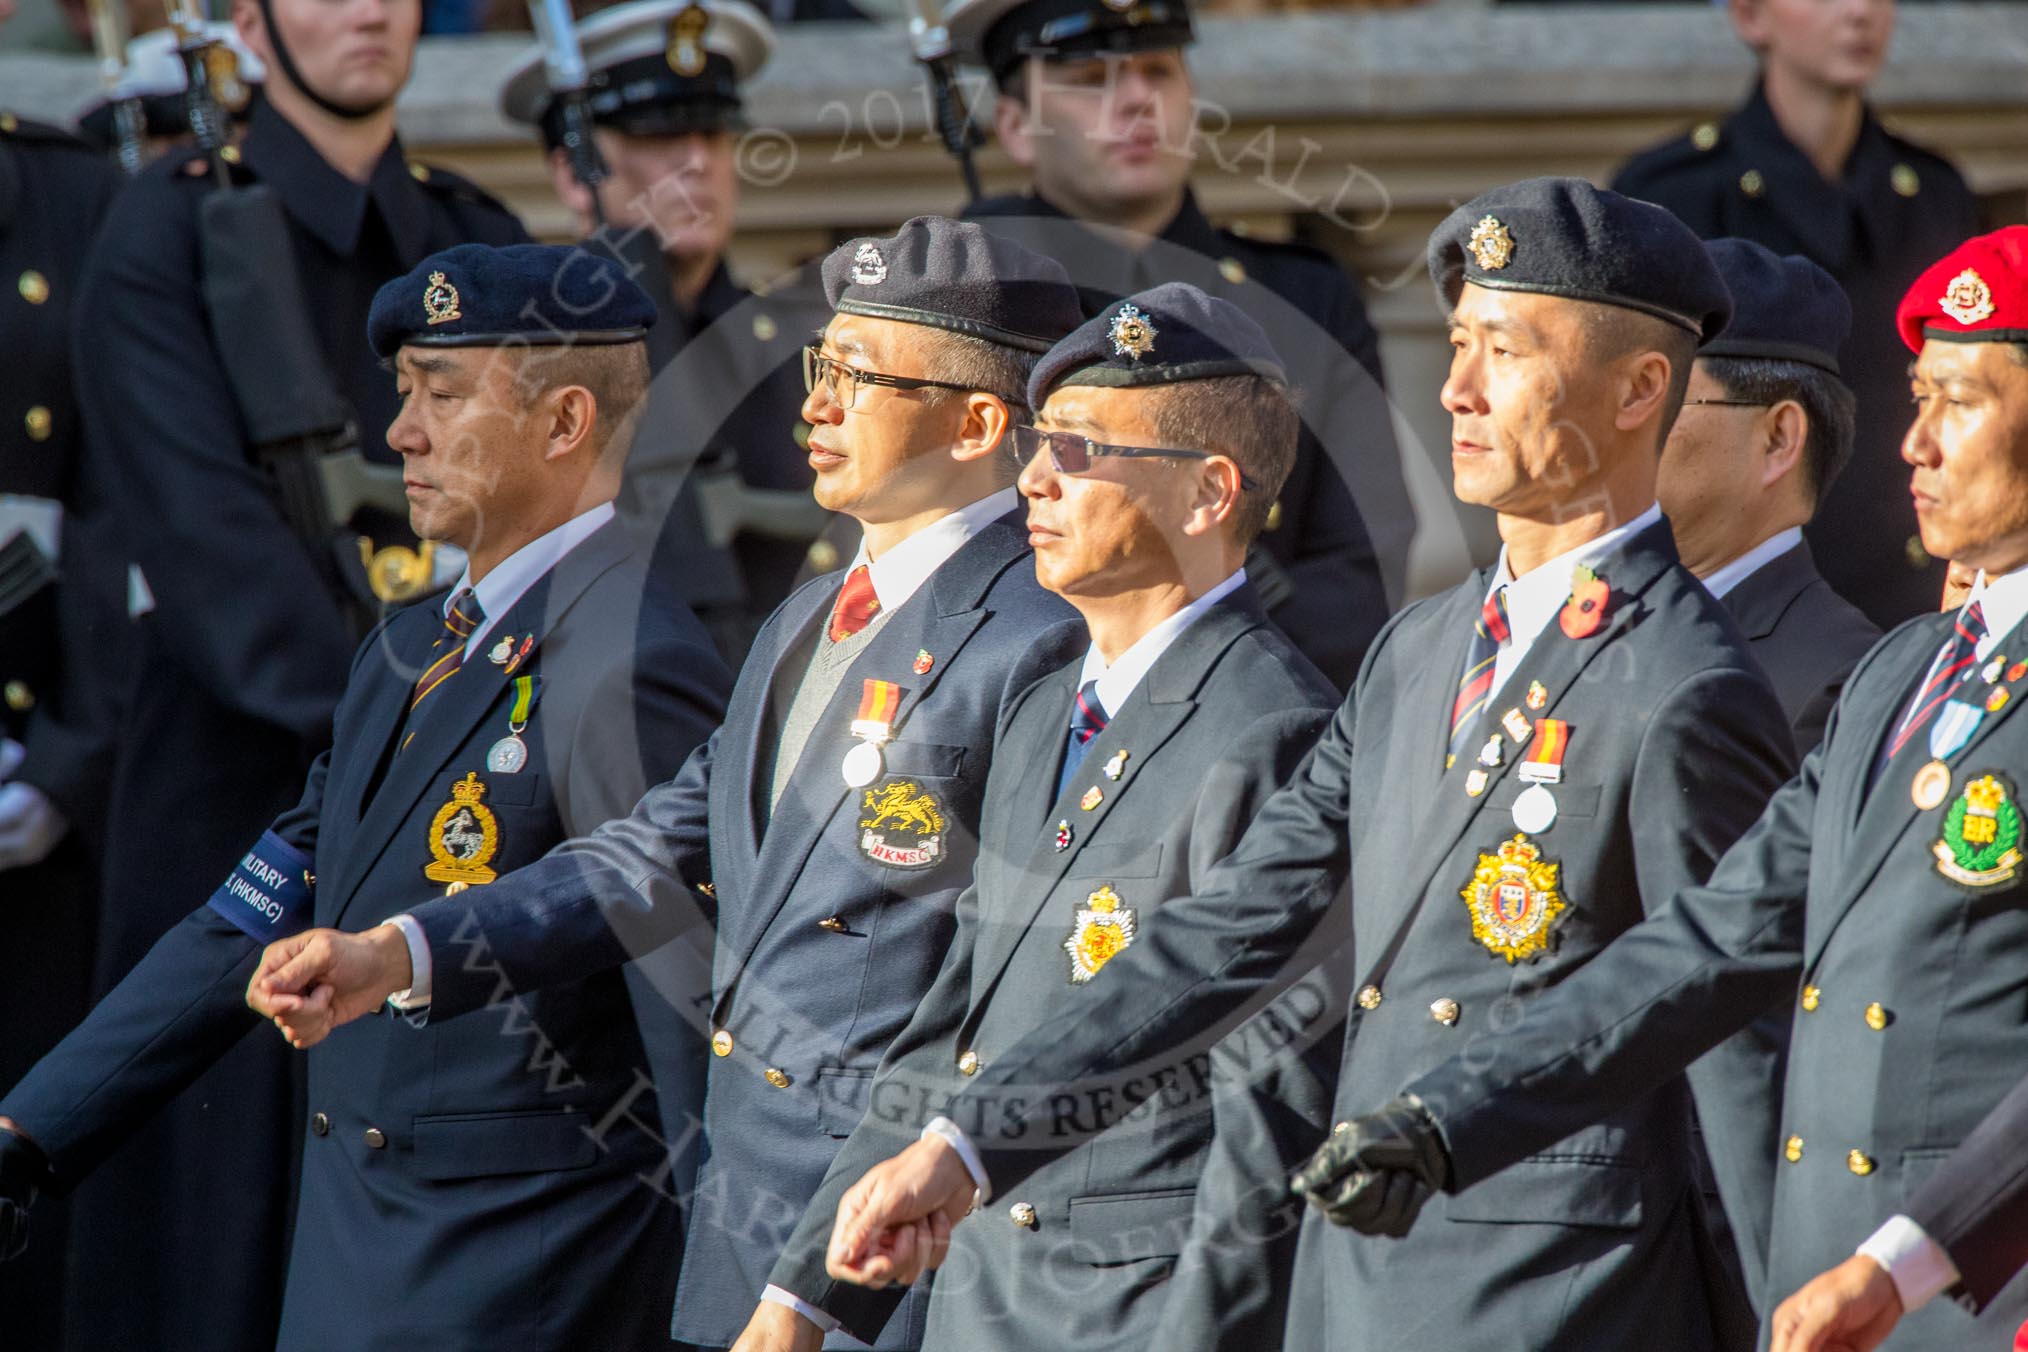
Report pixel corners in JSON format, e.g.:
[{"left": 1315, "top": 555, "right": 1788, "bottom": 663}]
[
  {"left": 766, "top": 566, "right": 1248, "bottom": 1340},
  {"left": 1700, "top": 526, "right": 1803, "bottom": 601},
  {"left": 1481, "top": 502, "right": 1663, "bottom": 701}
]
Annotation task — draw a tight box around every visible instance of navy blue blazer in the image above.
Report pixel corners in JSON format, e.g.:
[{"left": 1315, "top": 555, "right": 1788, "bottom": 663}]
[
  {"left": 0, "top": 520, "right": 729, "bottom": 1351},
  {"left": 400, "top": 509, "right": 1083, "bottom": 1348},
  {"left": 931, "top": 520, "right": 1797, "bottom": 1352}
]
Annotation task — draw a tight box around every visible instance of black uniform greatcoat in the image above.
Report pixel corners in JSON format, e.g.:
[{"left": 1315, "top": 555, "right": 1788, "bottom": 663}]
[{"left": 1615, "top": 84, "right": 1980, "bottom": 626}]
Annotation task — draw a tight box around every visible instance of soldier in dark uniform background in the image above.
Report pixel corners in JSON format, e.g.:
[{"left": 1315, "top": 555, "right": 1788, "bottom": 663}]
[
  {"left": 64, "top": 0, "right": 526, "bottom": 1343},
  {"left": 942, "top": 0, "right": 1406, "bottom": 689},
  {"left": 501, "top": 0, "right": 835, "bottom": 665},
  {"left": 0, "top": 95, "right": 119, "bottom": 1352},
  {"left": 1613, "top": 0, "right": 1980, "bottom": 626},
  {"left": 1662, "top": 238, "right": 1879, "bottom": 755}
]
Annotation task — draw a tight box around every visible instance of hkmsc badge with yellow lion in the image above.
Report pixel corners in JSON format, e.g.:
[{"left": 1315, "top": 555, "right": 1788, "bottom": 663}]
[
  {"left": 857, "top": 778, "right": 946, "bottom": 870},
  {"left": 1933, "top": 772, "right": 2024, "bottom": 888},
  {"left": 1462, "top": 833, "right": 1567, "bottom": 963}
]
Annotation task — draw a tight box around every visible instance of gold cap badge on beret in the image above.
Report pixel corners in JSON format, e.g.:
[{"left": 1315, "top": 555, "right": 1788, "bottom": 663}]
[
  {"left": 1940, "top": 269, "right": 1996, "bottom": 326},
  {"left": 1108, "top": 302, "right": 1157, "bottom": 360},
  {"left": 667, "top": 3, "right": 710, "bottom": 76},
  {"left": 1468, "top": 216, "right": 1515, "bottom": 272},
  {"left": 423, "top": 271, "right": 462, "bottom": 326}
]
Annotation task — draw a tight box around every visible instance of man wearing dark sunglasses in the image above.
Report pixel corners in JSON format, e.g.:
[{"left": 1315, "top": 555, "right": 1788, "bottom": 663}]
[
  {"left": 1661, "top": 238, "right": 1878, "bottom": 755},
  {"left": 743, "top": 283, "right": 1342, "bottom": 1352},
  {"left": 240, "top": 216, "right": 1088, "bottom": 1352},
  {"left": 936, "top": 0, "right": 1406, "bottom": 693}
]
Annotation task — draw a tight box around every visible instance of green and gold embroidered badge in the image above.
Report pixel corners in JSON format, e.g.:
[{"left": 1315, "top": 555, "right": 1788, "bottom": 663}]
[{"left": 1933, "top": 773, "right": 2024, "bottom": 888}]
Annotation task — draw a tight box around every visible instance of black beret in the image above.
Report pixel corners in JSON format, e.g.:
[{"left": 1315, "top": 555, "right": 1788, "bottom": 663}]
[
  {"left": 1698, "top": 238, "right": 1850, "bottom": 375},
  {"left": 1027, "top": 282, "right": 1284, "bottom": 409},
  {"left": 1428, "top": 177, "right": 1733, "bottom": 343},
  {"left": 822, "top": 216, "right": 1082, "bottom": 354},
  {"left": 368, "top": 244, "right": 655, "bottom": 359},
  {"left": 945, "top": 0, "right": 1194, "bottom": 82}
]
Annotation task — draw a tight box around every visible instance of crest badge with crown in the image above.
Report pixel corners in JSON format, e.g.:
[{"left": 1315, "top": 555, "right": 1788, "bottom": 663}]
[{"left": 1934, "top": 773, "right": 2024, "bottom": 888}]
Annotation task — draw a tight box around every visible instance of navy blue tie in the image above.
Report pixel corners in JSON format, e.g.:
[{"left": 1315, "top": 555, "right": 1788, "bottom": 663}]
[{"left": 1058, "top": 679, "right": 1108, "bottom": 800}]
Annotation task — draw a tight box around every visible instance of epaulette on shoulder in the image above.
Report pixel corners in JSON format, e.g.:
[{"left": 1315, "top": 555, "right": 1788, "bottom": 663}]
[
  {"left": 404, "top": 160, "right": 515, "bottom": 217},
  {"left": 1615, "top": 122, "right": 1725, "bottom": 189},
  {"left": 0, "top": 113, "right": 97, "bottom": 152}
]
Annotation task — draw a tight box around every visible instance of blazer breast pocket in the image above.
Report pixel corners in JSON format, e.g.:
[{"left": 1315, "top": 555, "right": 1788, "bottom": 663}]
[
  {"left": 411, "top": 1107, "right": 598, "bottom": 1182},
  {"left": 1443, "top": 1153, "right": 1644, "bottom": 1231},
  {"left": 1062, "top": 843, "right": 1165, "bottom": 880},
  {"left": 477, "top": 771, "right": 546, "bottom": 809},
  {"left": 879, "top": 740, "right": 965, "bottom": 781},
  {"left": 1483, "top": 780, "right": 1602, "bottom": 824}
]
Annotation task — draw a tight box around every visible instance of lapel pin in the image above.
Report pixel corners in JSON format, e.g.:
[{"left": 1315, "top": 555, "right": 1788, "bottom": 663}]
[
  {"left": 1101, "top": 749, "right": 1129, "bottom": 781},
  {"left": 1526, "top": 680, "right": 1548, "bottom": 711},
  {"left": 488, "top": 637, "right": 514, "bottom": 665},
  {"left": 1501, "top": 708, "right": 1531, "bottom": 743},
  {"left": 1080, "top": 785, "right": 1103, "bottom": 812},
  {"left": 1054, "top": 820, "right": 1072, "bottom": 852},
  {"left": 913, "top": 649, "right": 934, "bottom": 675}
]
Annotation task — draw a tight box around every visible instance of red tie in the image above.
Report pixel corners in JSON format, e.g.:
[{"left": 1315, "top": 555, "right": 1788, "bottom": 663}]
[{"left": 828, "top": 565, "right": 880, "bottom": 642}]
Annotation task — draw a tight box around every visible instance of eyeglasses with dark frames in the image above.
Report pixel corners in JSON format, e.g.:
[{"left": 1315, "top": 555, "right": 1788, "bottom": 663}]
[
  {"left": 1008, "top": 424, "right": 1260, "bottom": 490},
  {"left": 802, "top": 345, "right": 979, "bottom": 411},
  {"left": 1680, "top": 398, "right": 1772, "bottom": 409}
]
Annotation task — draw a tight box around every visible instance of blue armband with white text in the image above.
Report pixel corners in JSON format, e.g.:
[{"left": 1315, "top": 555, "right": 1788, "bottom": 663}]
[{"left": 206, "top": 831, "right": 315, "bottom": 942}]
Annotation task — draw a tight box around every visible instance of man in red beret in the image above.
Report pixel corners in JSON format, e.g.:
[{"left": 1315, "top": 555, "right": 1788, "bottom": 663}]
[{"left": 1280, "top": 225, "right": 2028, "bottom": 1352}]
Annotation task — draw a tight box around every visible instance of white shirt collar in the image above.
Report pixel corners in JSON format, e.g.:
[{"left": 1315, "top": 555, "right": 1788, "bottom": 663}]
[
  {"left": 1701, "top": 526, "right": 1804, "bottom": 600},
  {"left": 1487, "top": 502, "right": 1663, "bottom": 649},
  {"left": 445, "top": 500, "right": 615, "bottom": 656},
  {"left": 848, "top": 487, "right": 1019, "bottom": 615},
  {"left": 1076, "top": 568, "right": 1248, "bottom": 717},
  {"left": 1966, "top": 562, "right": 2028, "bottom": 660}
]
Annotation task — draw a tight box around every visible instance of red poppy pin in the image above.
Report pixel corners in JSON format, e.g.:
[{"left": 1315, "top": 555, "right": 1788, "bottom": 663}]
[
  {"left": 1559, "top": 565, "right": 1610, "bottom": 639},
  {"left": 913, "top": 649, "right": 934, "bottom": 675}
]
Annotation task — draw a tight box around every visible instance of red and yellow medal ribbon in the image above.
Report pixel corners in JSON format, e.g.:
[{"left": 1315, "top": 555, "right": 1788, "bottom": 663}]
[
  {"left": 1520, "top": 718, "right": 1569, "bottom": 783},
  {"left": 851, "top": 678, "right": 902, "bottom": 741}
]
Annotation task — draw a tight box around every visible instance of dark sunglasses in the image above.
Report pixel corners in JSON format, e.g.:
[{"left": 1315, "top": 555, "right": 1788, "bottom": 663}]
[{"left": 1008, "top": 424, "right": 1259, "bottom": 490}]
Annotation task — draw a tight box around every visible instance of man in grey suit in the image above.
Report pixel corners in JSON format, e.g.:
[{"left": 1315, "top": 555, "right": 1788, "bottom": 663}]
[
  {"left": 814, "top": 179, "right": 1798, "bottom": 1351},
  {"left": 1665, "top": 238, "right": 1879, "bottom": 754},
  {"left": 1300, "top": 224, "right": 2028, "bottom": 1352},
  {"left": 733, "top": 284, "right": 1342, "bottom": 1352}
]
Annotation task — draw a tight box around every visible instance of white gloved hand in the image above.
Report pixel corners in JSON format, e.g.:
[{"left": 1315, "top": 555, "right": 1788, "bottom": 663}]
[{"left": 0, "top": 781, "right": 68, "bottom": 871}]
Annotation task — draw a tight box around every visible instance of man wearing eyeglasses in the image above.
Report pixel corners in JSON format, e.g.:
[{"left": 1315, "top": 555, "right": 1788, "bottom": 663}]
[
  {"left": 939, "top": 0, "right": 1406, "bottom": 692},
  {"left": 728, "top": 282, "right": 1343, "bottom": 1352},
  {"left": 1663, "top": 239, "right": 1878, "bottom": 757},
  {"left": 242, "top": 216, "right": 1086, "bottom": 1351}
]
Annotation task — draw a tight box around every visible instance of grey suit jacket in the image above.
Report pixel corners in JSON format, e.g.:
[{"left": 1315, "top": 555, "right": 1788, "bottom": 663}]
[
  {"left": 767, "top": 590, "right": 1341, "bottom": 1351},
  {"left": 1403, "top": 605, "right": 2028, "bottom": 1349},
  {"left": 930, "top": 520, "right": 1797, "bottom": 1352},
  {"left": 1723, "top": 539, "right": 1880, "bottom": 755}
]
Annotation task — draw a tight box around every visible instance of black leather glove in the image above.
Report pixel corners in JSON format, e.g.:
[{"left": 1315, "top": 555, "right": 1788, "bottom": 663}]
[
  {"left": 0, "top": 1125, "right": 52, "bottom": 1262},
  {"left": 1289, "top": 1094, "right": 1451, "bottom": 1237}
]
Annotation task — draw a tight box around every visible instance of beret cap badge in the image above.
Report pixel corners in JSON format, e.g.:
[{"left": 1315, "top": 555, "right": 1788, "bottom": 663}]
[
  {"left": 666, "top": 3, "right": 711, "bottom": 76},
  {"left": 1468, "top": 216, "right": 1515, "bottom": 272},
  {"left": 1108, "top": 303, "right": 1157, "bottom": 360},
  {"left": 422, "top": 271, "right": 462, "bottom": 326},
  {"left": 1940, "top": 269, "right": 1996, "bottom": 326},
  {"left": 849, "top": 242, "right": 888, "bottom": 286}
]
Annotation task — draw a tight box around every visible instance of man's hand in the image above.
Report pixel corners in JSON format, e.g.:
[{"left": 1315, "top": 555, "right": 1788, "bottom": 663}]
[
  {"left": 825, "top": 1135, "right": 972, "bottom": 1288},
  {"left": 245, "top": 926, "right": 413, "bottom": 1049},
  {"left": 0, "top": 1117, "right": 53, "bottom": 1263},
  {"left": 0, "top": 739, "right": 69, "bottom": 871},
  {"left": 1770, "top": 1255, "right": 1905, "bottom": 1352},
  {"left": 1290, "top": 1094, "right": 1451, "bottom": 1237},
  {"left": 729, "top": 1300, "right": 826, "bottom": 1352}
]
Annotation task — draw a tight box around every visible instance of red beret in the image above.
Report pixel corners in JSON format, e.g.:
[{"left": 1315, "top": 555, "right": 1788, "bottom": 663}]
[{"left": 1896, "top": 226, "right": 2028, "bottom": 354}]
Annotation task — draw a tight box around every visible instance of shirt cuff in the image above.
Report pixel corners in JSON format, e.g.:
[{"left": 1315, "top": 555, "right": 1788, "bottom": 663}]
[
  {"left": 923, "top": 1115, "right": 990, "bottom": 1207},
  {"left": 382, "top": 916, "right": 432, "bottom": 1010},
  {"left": 759, "top": 1286, "right": 870, "bottom": 1344},
  {"left": 1858, "top": 1214, "right": 1961, "bottom": 1313}
]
